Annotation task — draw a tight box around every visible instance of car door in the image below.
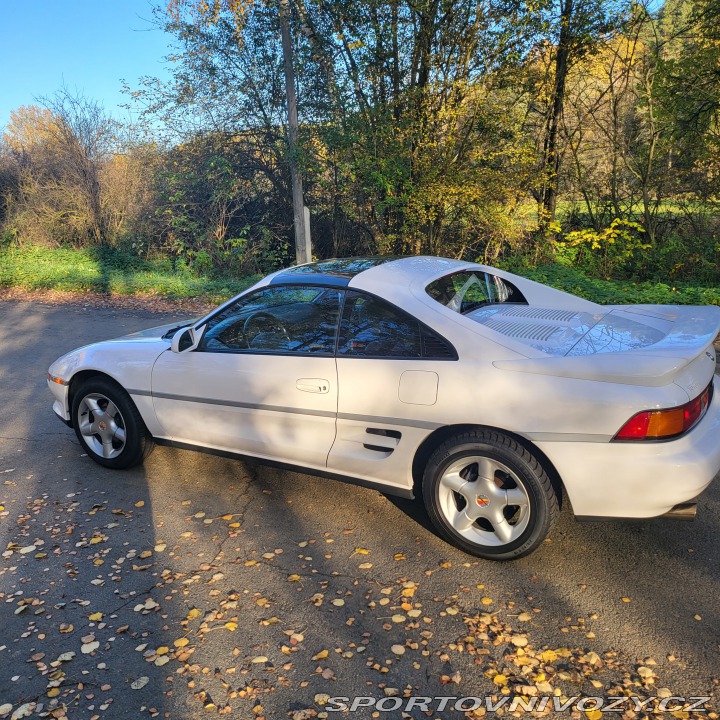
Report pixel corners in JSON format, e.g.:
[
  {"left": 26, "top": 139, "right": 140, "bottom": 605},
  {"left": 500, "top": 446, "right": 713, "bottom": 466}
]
[
  {"left": 151, "top": 285, "right": 342, "bottom": 471},
  {"left": 326, "top": 290, "right": 457, "bottom": 494}
]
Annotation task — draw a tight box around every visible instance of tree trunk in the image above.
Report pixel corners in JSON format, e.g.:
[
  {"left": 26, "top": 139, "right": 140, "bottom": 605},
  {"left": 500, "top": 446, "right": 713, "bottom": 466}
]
[
  {"left": 280, "top": 0, "right": 310, "bottom": 264},
  {"left": 540, "top": 0, "right": 573, "bottom": 232}
]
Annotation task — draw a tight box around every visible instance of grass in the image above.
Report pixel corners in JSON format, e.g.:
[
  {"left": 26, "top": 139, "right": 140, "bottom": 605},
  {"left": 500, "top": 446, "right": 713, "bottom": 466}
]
[
  {"left": 0, "top": 244, "right": 260, "bottom": 303},
  {"left": 512, "top": 263, "right": 720, "bottom": 306},
  {"left": 1, "top": 242, "right": 718, "bottom": 308}
]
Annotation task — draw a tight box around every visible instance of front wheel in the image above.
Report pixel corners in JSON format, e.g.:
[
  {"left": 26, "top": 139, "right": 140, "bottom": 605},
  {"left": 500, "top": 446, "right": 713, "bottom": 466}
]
[
  {"left": 71, "top": 377, "right": 153, "bottom": 469},
  {"left": 423, "top": 430, "right": 559, "bottom": 560}
]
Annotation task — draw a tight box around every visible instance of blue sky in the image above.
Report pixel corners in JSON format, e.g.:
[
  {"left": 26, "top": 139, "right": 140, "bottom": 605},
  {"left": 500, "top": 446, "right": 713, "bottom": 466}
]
[{"left": 0, "top": 1, "right": 171, "bottom": 130}]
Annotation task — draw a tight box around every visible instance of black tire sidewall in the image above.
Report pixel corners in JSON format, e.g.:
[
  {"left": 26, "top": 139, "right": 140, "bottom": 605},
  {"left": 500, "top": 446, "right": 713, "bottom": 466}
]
[
  {"left": 423, "top": 435, "right": 554, "bottom": 560},
  {"left": 71, "top": 378, "right": 147, "bottom": 470}
]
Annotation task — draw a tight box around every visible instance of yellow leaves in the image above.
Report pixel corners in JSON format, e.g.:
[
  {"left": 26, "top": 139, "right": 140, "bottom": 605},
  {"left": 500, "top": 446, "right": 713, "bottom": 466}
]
[
  {"left": 287, "top": 574, "right": 301, "bottom": 582},
  {"left": 59, "top": 624, "right": 73, "bottom": 634},
  {"left": 187, "top": 608, "right": 202, "bottom": 621},
  {"left": 481, "top": 597, "right": 493, "bottom": 606},
  {"left": 156, "top": 646, "right": 170, "bottom": 655},
  {"left": 312, "top": 650, "right": 328, "bottom": 660},
  {"left": 134, "top": 501, "right": 145, "bottom": 508},
  {"left": 174, "top": 638, "right": 189, "bottom": 648},
  {"left": 88, "top": 612, "right": 102, "bottom": 621},
  {"left": 331, "top": 599, "right": 345, "bottom": 607},
  {"left": 138, "top": 550, "right": 152, "bottom": 559},
  {"left": 259, "top": 617, "right": 280, "bottom": 626},
  {"left": 400, "top": 587, "right": 415, "bottom": 598},
  {"left": 352, "top": 547, "right": 370, "bottom": 556},
  {"left": 221, "top": 514, "right": 233, "bottom": 520},
  {"left": 517, "top": 612, "right": 532, "bottom": 622},
  {"left": 540, "top": 649, "right": 558, "bottom": 663},
  {"left": 47, "top": 688, "right": 61, "bottom": 698},
  {"left": 228, "top": 522, "right": 240, "bottom": 528},
  {"left": 621, "top": 597, "right": 631, "bottom": 603},
  {"left": 393, "top": 553, "right": 406, "bottom": 561},
  {"left": 225, "top": 622, "right": 238, "bottom": 631},
  {"left": 89, "top": 536, "right": 104, "bottom": 544},
  {"left": 585, "top": 710, "right": 602, "bottom": 720},
  {"left": 244, "top": 560, "right": 258, "bottom": 567},
  {"left": 493, "top": 674, "right": 508, "bottom": 686}
]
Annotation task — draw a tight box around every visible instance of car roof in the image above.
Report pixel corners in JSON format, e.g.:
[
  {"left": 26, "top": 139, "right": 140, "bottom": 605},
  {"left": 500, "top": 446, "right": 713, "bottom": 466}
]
[
  {"left": 268, "top": 257, "right": 405, "bottom": 287},
  {"left": 268, "top": 255, "right": 472, "bottom": 289}
]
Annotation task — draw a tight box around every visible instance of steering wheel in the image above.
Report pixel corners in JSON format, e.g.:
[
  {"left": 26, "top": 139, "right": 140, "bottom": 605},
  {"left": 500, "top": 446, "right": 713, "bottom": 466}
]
[{"left": 242, "top": 311, "right": 290, "bottom": 346}]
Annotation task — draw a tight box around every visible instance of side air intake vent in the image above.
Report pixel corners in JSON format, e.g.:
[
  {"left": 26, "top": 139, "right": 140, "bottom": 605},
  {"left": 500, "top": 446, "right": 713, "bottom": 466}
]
[{"left": 363, "top": 428, "right": 401, "bottom": 454}]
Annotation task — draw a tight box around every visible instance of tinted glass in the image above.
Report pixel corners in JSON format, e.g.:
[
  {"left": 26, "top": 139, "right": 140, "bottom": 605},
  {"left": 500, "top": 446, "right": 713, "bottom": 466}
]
[
  {"left": 201, "top": 286, "right": 341, "bottom": 354},
  {"left": 426, "top": 271, "right": 526, "bottom": 313},
  {"left": 338, "top": 291, "right": 440, "bottom": 358}
]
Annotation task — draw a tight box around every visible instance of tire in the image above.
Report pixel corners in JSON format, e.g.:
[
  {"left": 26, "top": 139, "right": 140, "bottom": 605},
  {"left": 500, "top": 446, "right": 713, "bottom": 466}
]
[
  {"left": 71, "top": 377, "right": 154, "bottom": 470},
  {"left": 422, "top": 430, "right": 558, "bottom": 560}
]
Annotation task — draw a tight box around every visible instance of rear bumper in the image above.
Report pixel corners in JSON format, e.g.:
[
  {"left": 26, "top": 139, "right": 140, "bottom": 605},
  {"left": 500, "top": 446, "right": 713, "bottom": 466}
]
[{"left": 536, "top": 376, "right": 720, "bottom": 519}]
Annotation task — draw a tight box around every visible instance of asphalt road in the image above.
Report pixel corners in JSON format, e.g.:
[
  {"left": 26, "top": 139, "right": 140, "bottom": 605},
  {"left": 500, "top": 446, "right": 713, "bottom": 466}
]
[{"left": 0, "top": 301, "right": 718, "bottom": 720}]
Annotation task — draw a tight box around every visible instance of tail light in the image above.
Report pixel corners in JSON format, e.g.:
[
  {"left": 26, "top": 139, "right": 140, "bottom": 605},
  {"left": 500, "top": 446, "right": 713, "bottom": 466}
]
[{"left": 613, "top": 382, "right": 713, "bottom": 441}]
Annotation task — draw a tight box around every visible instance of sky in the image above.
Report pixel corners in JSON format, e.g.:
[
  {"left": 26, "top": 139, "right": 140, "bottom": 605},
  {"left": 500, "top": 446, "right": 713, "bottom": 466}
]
[{"left": 0, "top": 0, "right": 172, "bottom": 131}]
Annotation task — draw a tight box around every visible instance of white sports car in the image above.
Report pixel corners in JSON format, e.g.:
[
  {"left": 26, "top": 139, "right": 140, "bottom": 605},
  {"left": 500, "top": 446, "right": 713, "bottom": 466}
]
[{"left": 47, "top": 256, "right": 720, "bottom": 559}]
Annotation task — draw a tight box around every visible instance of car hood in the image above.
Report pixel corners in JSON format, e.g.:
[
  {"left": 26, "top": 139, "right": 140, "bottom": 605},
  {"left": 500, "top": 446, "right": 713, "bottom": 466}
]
[{"left": 123, "top": 319, "right": 197, "bottom": 340}]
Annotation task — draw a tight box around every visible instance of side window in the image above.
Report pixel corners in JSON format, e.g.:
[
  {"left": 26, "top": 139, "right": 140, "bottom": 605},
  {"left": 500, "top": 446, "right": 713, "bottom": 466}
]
[
  {"left": 200, "top": 285, "right": 341, "bottom": 355},
  {"left": 426, "top": 271, "right": 526, "bottom": 313},
  {"left": 338, "top": 291, "right": 455, "bottom": 359}
]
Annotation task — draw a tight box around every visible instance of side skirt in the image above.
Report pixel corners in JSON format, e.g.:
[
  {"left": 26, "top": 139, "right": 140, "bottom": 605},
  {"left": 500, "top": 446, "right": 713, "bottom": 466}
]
[{"left": 153, "top": 438, "right": 415, "bottom": 500}]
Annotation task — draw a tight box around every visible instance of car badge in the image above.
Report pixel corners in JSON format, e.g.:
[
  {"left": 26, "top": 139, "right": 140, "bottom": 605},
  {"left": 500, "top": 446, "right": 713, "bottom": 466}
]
[{"left": 476, "top": 496, "right": 490, "bottom": 507}]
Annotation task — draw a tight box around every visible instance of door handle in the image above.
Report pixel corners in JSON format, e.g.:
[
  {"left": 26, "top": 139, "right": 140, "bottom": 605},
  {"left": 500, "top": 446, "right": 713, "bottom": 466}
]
[{"left": 296, "top": 378, "right": 329, "bottom": 394}]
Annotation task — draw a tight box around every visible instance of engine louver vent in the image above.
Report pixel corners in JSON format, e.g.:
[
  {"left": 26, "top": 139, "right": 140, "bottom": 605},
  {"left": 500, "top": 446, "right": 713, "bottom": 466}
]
[
  {"left": 497, "top": 306, "right": 579, "bottom": 322},
  {"left": 483, "top": 320, "right": 560, "bottom": 341}
]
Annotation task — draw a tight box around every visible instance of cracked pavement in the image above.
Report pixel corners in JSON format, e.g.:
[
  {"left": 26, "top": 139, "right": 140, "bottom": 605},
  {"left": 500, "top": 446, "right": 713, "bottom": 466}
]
[{"left": 0, "top": 301, "right": 718, "bottom": 719}]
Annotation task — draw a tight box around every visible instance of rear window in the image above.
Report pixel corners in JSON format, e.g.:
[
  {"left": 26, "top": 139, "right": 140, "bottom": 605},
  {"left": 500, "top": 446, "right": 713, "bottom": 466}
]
[{"left": 426, "top": 271, "right": 526, "bottom": 314}]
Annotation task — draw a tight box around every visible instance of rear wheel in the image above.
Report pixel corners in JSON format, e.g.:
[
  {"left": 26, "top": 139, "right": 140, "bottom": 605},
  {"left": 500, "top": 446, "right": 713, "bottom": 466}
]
[
  {"left": 72, "top": 377, "right": 153, "bottom": 469},
  {"left": 423, "top": 430, "right": 558, "bottom": 560}
]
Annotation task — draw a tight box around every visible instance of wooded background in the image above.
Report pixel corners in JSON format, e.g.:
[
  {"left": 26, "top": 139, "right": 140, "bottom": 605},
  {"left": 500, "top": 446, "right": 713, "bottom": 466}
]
[{"left": 0, "top": 0, "right": 718, "bottom": 287}]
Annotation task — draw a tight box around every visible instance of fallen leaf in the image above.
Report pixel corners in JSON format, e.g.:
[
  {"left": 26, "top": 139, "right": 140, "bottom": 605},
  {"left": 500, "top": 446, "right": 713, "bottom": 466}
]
[
  {"left": 81, "top": 641, "right": 99, "bottom": 654},
  {"left": 391, "top": 645, "right": 405, "bottom": 655},
  {"left": 174, "top": 638, "right": 189, "bottom": 648},
  {"left": 89, "top": 612, "right": 103, "bottom": 621},
  {"left": 131, "top": 676, "right": 149, "bottom": 690},
  {"left": 225, "top": 622, "right": 238, "bottom": 631},
  {"left": 312, "top": 650, "right": 328, "bottom": 660},
  {"left": 134, "top": 501, "right": 145, "bottom": 508}
]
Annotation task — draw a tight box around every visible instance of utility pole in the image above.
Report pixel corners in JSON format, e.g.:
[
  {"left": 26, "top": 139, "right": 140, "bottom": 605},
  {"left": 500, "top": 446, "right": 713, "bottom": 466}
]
[{"left": 279, "top": 0, "right": 310, "bottom": 264}]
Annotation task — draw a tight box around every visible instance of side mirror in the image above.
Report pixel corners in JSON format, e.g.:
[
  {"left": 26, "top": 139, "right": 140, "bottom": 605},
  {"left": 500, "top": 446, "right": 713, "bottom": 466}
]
[{"left": 171, "top": 325, "right": 205, "bottom": 353}]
